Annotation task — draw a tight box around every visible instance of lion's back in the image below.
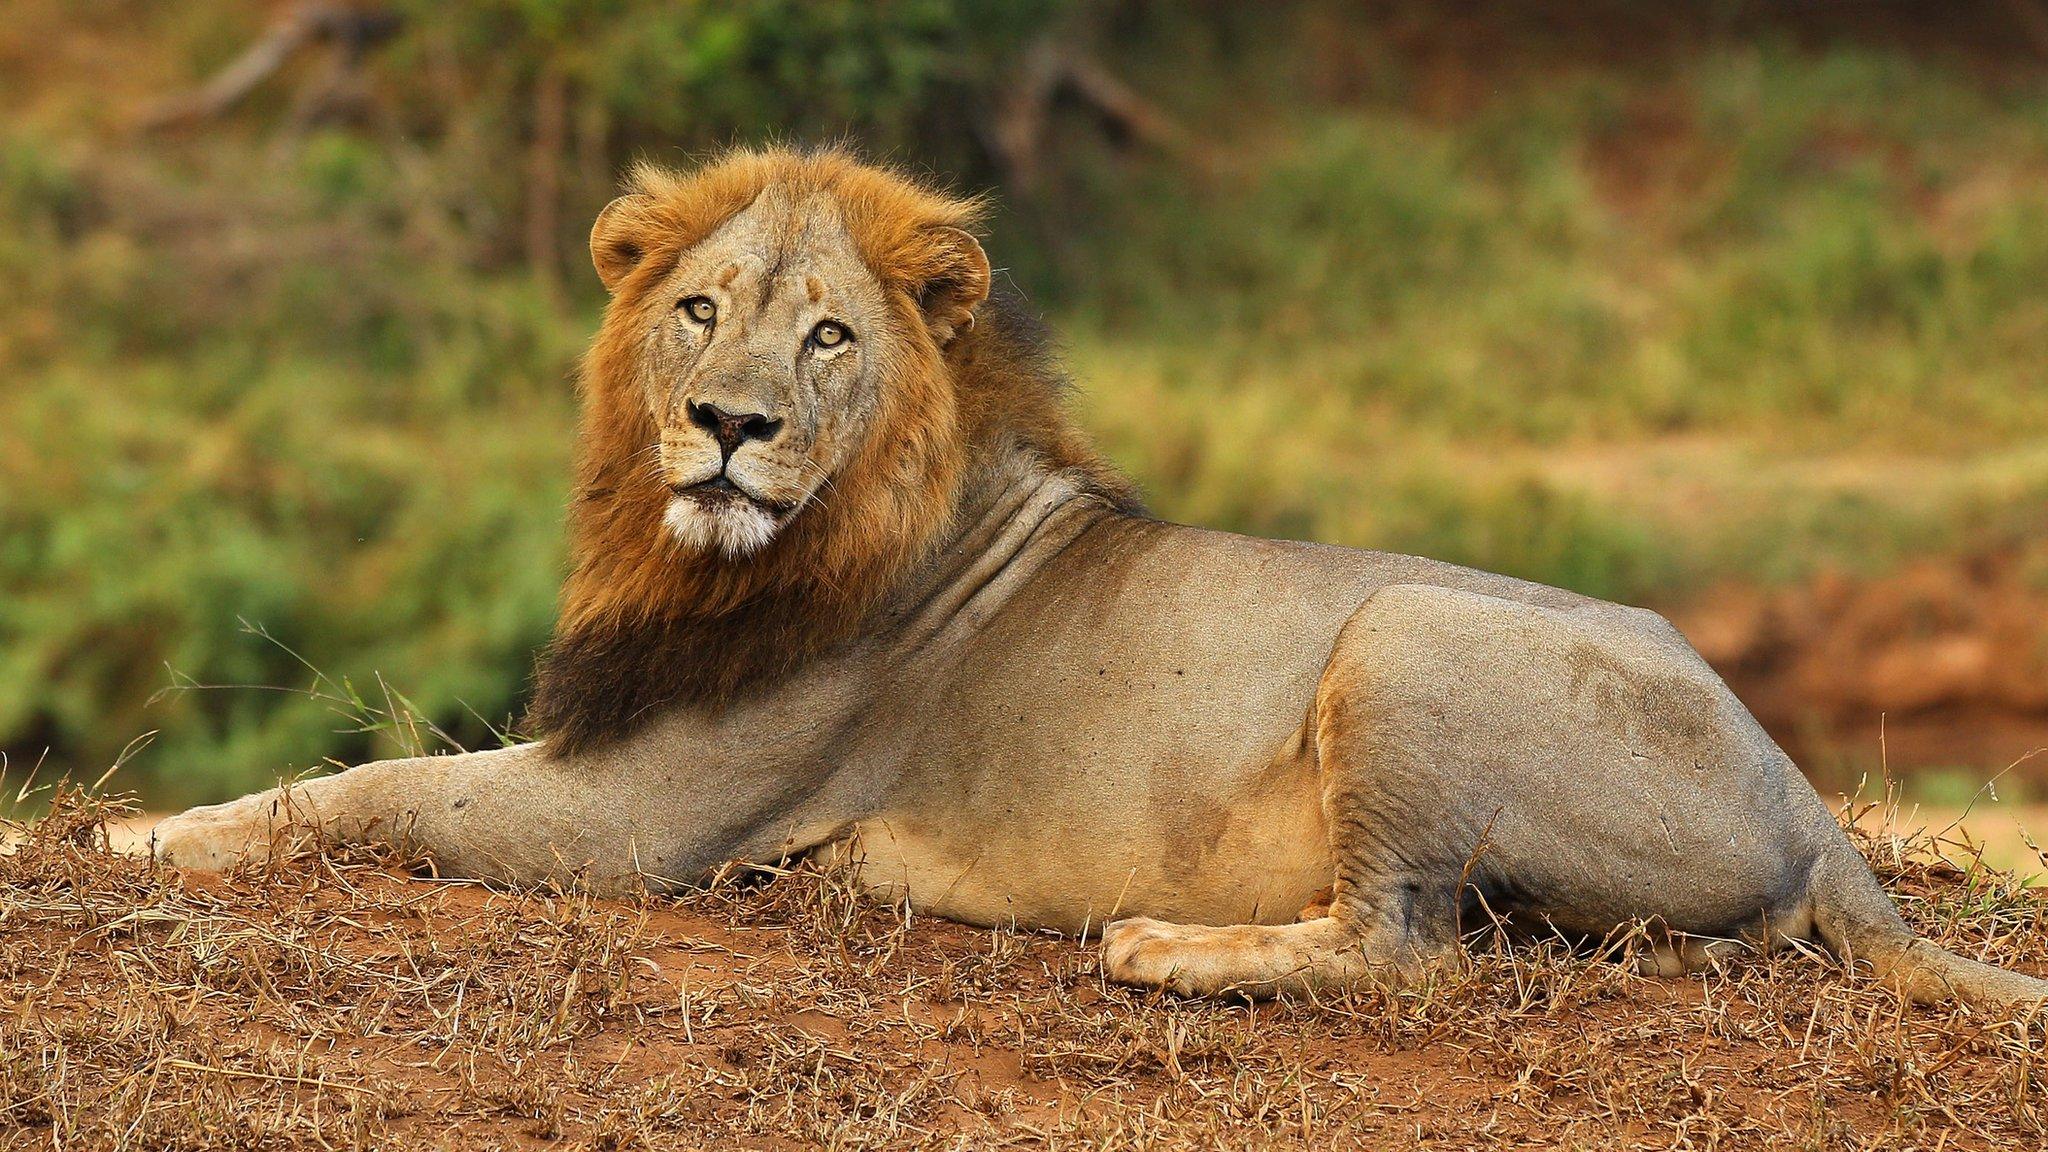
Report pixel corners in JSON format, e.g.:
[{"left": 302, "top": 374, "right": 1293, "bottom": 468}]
[{"left": 913, "top": 512, "right": 1629, "bottom": 813}]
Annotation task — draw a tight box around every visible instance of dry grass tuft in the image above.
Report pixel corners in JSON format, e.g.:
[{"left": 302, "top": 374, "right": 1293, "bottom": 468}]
[{"left": 4, "top": 787, "right": 2046, "bottom": 1150}]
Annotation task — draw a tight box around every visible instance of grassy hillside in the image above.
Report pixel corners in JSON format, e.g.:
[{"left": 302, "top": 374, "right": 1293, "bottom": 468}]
[{"left": 4, "top": 3, "right": 2048, "bottom": 802}]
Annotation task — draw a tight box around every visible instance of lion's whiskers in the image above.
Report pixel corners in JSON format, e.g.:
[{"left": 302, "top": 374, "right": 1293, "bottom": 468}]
[
  {"left": 631, "top": 441, "right": 665, "bottom": 484},
  {"left": 793, "top": 459, "right": 838, "bottom": 517}
]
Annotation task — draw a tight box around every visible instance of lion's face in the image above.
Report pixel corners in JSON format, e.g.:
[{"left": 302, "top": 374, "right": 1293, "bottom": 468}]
[
  {"left": 626, "top": 186, "right": 893, "bottom": 558},
  {"left": 587, "top": 159, "right": 991, "bottom": 564}
]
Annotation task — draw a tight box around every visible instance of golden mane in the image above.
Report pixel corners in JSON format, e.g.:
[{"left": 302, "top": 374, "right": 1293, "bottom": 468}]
[{"left": 525, "top": 147, "right": 1135, "bottom": 755}]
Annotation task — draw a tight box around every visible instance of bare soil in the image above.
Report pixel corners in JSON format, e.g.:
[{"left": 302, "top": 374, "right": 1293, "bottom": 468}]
[
  {"left": 6, "top": 791, "right": 2048, "bottom": 1150},
  {"left": 1673, "top": 550, "right": 2048, "bottom": 789}
]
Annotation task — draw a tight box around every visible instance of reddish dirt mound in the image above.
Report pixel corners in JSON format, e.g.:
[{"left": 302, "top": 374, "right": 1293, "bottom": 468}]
[
  {"left": 1676, "top": 552, "right": 2048, "bottom": 786},
  {"left": 6, "top": 793, "right": 2048, "bottom": 1150}
]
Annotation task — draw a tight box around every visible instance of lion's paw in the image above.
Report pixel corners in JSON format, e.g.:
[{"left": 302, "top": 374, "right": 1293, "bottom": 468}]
[
  {"left": 149, "top": 791, "right": 299, "bottom": 871},
  {"left": 1101, "top": 916, "right": 1220, "bottom": 997}
]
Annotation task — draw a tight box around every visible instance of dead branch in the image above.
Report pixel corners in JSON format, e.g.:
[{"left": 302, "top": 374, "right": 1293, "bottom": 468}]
[
  {"left": 991, "top": 38, "right": 1067, "bottom": 191},
  {"left": 1063, "top": 54, "right": 1194, "bottom": 156},
  {"left": 2002, "top": 0, "right": 2048, "bottom": 61},
  {"left": 991, "top": 34, "right": 1202, "bottom": 193},
  {"left": 141, "top": 3, "right": 399, "bottom": 131}
]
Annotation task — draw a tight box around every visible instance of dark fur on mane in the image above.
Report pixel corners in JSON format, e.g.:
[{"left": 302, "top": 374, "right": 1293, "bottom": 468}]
[{"left": 525, "top": 589, "right": 830, "bottom": 753}]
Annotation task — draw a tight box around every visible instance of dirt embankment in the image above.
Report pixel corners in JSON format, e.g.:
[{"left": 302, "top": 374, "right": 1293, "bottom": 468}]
[{"left": 1674, "top": 551, "right": 2048, "bottom": 787}]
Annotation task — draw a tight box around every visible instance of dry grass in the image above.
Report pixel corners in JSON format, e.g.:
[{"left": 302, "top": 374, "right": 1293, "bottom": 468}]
[{"left": 5, "top": 786, "right": 2048, "bottom": 1150}]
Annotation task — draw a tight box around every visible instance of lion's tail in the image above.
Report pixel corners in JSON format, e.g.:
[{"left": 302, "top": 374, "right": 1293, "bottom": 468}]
[{"left": 1807, "top": 843, "right": 2048, "bottom": 1011}]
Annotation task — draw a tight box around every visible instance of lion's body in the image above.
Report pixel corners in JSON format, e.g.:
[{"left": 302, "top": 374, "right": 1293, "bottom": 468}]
[
  {"left": 842, "top": 495, "right": 1571, "bottom": 933},
  {"left": 153, "top": 149, "right": 2048, "bottom": 1012}
]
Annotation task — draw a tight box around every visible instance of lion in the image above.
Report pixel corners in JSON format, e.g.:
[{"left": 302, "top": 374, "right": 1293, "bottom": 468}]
[{"left": 152, "top": 147, "right": 2046, "bottom": 1010}]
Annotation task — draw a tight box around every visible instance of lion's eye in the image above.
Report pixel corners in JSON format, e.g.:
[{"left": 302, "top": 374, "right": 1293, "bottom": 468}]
[
  {"left": 680, "top": 296, "right": 716, "bottom": 324},
  {"left": 810, "top": 320, "right": 850, "bottom": 349}
]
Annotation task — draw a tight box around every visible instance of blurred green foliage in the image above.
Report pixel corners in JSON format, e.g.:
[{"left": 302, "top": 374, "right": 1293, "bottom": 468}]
[
  {"left": 0, "top": 141, "right": 575, "bottom": 803},
  {"left": 4, "top": 2, "right": 2048, "bottom": 799}
]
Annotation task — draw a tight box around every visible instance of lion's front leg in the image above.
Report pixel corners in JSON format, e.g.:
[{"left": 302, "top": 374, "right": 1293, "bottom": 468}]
[
  {"left": 149, "top": 742, "right": 713, "bottom": 891},
  {"left": 150, "top": 743, "right": 597, "bottom": 885}
]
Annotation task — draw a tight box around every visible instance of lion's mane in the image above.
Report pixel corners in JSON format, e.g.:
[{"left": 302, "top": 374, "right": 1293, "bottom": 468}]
[{"left": 525, "top": 148, "right": 1134, "bottom": 755}]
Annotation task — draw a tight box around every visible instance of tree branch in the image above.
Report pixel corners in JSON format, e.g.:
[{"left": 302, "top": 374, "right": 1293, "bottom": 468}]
[
  {"left": 141, "top": 3, "right": 399, "bottom": 131},
  {"left": 990, "top": 34, "right": 1202, "bottom": 193}
]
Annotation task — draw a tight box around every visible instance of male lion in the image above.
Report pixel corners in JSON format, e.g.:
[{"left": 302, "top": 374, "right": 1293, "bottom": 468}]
[{"left": 154, "top": 147, "right": 2044, "bottom": 1009}]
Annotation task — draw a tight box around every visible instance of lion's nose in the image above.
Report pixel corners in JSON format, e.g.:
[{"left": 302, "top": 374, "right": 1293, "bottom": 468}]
[{"left": 686, "top": 400, "right": 783, "bottom": 459}]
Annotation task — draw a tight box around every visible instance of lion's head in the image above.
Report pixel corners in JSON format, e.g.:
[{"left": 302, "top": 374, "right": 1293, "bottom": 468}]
[
  {"left": 588, "top": 152, "right": 991, "bottom": 562},
  {"left": 526, "top": 147, "right": 1131, "bottom": 755}
]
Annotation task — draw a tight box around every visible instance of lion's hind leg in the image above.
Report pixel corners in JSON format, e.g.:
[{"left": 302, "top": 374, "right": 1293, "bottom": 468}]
[
  {"left": 1103, "top": 586, "right": 1489, "bottom": 1000},
  {"left": 1102, "top": 903, "right": 1452, "bottom": 999}
]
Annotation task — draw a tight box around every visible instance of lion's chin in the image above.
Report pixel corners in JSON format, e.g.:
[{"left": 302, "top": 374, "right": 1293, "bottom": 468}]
[{"left": 663, "top": 494, "right": 780, "bottom": 559}]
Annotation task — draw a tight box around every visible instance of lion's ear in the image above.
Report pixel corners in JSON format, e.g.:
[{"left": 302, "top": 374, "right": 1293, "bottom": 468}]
[
  {"left": 916, "top": 227, "right": 991, "bottom": 347},
  {"left": 590, "top": 193, "right": 659, "bottom": 293}
]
